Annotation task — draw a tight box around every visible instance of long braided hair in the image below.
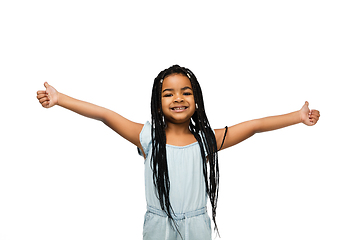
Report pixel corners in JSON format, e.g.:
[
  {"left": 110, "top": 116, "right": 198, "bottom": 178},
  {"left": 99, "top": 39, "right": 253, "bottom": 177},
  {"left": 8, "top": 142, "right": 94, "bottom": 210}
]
[{"left": 150, "top": 65, "right": 220, "bottom": 236}]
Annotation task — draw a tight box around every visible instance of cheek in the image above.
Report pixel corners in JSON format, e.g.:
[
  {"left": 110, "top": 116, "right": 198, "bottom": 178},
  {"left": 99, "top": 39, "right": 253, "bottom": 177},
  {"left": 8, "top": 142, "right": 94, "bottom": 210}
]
[
  {"left": 189, "top": 97, "right": 196, "bottom": 107},
  {"left": 188, "top": 99, "right": 196, "bottom": 112},
  {"left": 161, "top": 98, "right": 169, "bottom": 110}
]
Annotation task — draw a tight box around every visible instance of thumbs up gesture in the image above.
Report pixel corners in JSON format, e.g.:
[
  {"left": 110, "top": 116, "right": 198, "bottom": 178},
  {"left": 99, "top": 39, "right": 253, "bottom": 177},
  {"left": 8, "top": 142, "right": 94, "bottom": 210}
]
[
  {"left": 36, "top": 82, "right": 59, "bottom": 108},
  {"left": 300, "top": 101, "right": 320, "bottom": 126}
]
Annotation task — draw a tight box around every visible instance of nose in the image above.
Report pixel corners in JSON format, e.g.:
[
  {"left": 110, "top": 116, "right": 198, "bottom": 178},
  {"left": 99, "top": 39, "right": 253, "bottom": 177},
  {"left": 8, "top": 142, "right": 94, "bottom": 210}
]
[{"left": 174, "top": 94, "right": 184, "bottom": 103}]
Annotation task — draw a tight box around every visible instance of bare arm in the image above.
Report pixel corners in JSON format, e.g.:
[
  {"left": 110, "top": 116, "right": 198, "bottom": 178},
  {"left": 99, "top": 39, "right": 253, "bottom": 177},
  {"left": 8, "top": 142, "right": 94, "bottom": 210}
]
[
  {"left": 214, "top": 102, "right": 320, "bottom": 151},
  {"left": 57, "top": 92, "right": 110, "bottom": 121},
  {"left": 37, "top": 82, "right": 143, "bottom": 149}
]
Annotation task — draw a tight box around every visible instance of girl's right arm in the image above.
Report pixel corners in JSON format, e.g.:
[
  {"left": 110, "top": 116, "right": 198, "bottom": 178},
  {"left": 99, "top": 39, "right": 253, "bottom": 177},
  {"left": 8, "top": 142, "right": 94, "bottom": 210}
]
[{"left": 37, "top": 82, "right": 144, "bottom": 149}]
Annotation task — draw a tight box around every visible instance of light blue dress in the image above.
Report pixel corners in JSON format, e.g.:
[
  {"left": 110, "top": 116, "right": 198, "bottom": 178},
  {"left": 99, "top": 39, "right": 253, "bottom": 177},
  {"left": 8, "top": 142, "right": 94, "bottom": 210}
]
[{"left": 138, "top": 122, "right": 212, "bottom": 240}]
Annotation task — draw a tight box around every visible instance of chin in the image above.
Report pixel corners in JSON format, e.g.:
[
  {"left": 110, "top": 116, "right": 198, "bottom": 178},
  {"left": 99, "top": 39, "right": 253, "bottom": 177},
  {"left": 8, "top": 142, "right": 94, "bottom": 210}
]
[{"left": 165, "top": 116, "right": 192, "bottom": 124}]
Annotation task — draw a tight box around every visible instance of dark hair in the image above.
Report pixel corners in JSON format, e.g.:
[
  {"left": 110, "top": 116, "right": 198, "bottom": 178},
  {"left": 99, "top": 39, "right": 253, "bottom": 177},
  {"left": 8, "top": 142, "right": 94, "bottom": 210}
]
[{"left": 150, "top": 65, "right": 220, "bottom": 237}]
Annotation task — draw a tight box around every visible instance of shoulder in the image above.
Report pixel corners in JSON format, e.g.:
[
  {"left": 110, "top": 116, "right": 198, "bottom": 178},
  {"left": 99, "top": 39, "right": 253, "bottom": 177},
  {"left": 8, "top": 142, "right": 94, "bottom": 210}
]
[{"left": 138, "top": 121, "right": 152, "bottom": 158}]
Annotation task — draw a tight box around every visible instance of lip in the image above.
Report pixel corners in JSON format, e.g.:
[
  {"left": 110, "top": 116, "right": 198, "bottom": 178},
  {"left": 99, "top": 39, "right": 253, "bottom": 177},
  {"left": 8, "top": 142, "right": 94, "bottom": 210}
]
[{"left": 170, "top": 106, "right": 188, "bottom": 112}]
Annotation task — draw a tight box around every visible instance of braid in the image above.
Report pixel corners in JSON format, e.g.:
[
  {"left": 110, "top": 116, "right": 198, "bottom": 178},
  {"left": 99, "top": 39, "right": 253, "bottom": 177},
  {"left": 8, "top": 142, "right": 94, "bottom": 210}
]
[
  {"left": 186, "top": 68, "right": 220, "bottom": 236},
  {"left": 150, "top": 65, "right": 220, "bottom": 237},
  {"left": 150, "top": 69, "right": 178, "bottom": 234}
]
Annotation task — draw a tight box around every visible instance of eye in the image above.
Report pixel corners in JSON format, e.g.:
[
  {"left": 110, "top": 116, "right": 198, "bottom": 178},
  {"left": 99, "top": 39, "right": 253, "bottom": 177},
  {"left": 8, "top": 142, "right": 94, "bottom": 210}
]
[
  {"left": 183, "top": 92, "right": 192, "bottom": 96},
  {"left": 163, "top": 93, "right": 172, "bottom": 97}
]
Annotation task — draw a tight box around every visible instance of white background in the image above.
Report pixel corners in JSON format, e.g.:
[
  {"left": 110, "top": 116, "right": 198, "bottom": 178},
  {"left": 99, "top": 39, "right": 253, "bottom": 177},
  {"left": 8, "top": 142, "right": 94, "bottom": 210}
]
[{"left": 1, "top": 0, "right": 359, "bottom": 239}]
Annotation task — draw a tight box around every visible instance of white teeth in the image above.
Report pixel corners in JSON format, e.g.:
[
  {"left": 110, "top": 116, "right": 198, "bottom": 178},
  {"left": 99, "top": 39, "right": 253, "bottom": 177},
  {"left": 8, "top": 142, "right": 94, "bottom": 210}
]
[{"left": 173, "top": 107, "right": 185, "bottom": 110}]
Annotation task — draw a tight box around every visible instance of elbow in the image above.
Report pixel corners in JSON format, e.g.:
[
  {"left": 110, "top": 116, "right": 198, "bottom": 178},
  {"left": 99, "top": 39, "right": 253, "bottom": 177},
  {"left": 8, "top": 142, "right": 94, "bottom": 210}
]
[
  {"left": 251, "top": 119, "right": 262, "bottom": 134},
  {"left": 98, "top": 108, "right": 111, "bottom": 123}
]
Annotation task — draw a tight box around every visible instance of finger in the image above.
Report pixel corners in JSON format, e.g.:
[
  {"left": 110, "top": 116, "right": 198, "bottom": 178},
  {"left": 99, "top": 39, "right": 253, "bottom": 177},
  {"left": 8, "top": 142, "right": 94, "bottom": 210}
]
[
  {"left": 303, "top": 101, "right": 310, "bottom": 111},
  {"left": 39, "top": 97, "right": 49, "bottom": 104},
  {"left": 312, "top": 109, "right": 320, "bottom": 116},
  {"left": 44, "top": 82, "right": 50, "bottom": 88},
  {"left": 310, "top": 114, "right": 319, "bottom": 122},
  {"left": 309, "top": 113, "right": 319, "bottom": 120},
  {"left": 37, "top": 90, "right": 46, "bottom": 95},
  {"left": 310, "top": 112, "right": 320, "bottom": 119},
  {"left": 310, "top": 120, "right": 317, "bottom": 125},
  {"left": 37, "top": 93, "right": 47, "bottom": 100},
  {"left": 308, "top": 119, "right": 316, "bottom": 125},
  {"left": 309, "top": 118, "right": 318, "bottom": 124},
  {"left": 311, "top": 109, "right": 320, "bottom": 115},
  {"left": 310, "top": 116, "right": 319, "bottom": 121},
  {"left": 42, "top": 101, "right": 49, "bottom": 108}
]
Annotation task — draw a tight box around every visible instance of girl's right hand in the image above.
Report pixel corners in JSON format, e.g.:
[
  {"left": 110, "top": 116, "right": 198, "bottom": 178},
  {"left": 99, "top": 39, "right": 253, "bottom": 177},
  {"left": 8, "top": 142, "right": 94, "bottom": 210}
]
[{"left": 37, "top": 82, "right": 59, "bottom": 108}]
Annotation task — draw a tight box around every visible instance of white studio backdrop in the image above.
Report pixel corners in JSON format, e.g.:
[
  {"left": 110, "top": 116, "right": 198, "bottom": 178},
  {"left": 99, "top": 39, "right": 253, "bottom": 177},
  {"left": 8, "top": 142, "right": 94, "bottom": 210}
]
[{"left": 1, "top": 1, "right": 359, "bottom": 239}]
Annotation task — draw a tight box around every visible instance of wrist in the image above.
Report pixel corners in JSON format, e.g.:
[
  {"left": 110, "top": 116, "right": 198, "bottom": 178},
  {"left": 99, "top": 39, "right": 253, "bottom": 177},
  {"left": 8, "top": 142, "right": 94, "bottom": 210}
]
[
  {"left": 57, "top": 92, "right": 64, "bottom": 106},
  {"left": 297, "top": 109, "right": 304, "bottom": 124}
]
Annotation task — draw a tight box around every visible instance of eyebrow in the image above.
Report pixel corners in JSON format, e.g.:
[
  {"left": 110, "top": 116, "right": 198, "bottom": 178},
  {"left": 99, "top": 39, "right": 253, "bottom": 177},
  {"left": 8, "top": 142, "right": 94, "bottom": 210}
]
[{"left": 162, "top": 86, "right": 193, "bottom": 93}]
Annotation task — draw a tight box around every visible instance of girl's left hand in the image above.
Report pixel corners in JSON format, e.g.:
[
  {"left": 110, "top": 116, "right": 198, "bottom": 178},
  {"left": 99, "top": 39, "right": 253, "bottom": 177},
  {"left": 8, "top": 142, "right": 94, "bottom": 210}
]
[{"left": 300, "top": 101, "right": 320, "bottom": 126}]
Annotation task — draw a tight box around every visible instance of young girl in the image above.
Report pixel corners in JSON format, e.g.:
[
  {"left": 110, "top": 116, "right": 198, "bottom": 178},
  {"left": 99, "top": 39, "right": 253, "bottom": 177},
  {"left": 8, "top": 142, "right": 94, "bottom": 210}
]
[{"left": 37, "top": 65, "right": 320, "bottom": 240}]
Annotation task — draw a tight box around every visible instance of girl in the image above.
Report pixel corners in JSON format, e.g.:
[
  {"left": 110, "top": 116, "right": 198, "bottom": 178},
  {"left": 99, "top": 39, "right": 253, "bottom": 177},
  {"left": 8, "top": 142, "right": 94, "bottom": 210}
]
[{"left": 37, "top": 65, "right": 320, "bottom": 240}]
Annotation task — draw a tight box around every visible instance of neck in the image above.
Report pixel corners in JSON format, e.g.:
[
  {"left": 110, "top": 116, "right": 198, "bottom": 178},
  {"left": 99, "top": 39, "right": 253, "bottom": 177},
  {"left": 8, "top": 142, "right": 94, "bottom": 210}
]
[{"left": 165, "top": 120, "right": 191, "bottom": 135}]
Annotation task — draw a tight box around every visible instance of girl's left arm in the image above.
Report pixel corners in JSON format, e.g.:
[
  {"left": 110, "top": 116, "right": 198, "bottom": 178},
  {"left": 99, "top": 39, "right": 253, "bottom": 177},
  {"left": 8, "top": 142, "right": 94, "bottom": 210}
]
[{"left": 214, "top": 101, "right": 320, "bottom": 151}]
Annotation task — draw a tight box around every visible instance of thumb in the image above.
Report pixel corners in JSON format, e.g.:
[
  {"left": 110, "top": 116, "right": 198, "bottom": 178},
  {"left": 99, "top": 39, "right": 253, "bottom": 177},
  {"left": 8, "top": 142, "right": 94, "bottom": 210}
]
[
  {"left": 300, "top": 101, "right": 310, "bottom": 114},
  {"left": 44, "top": 82, "right": 49, "bottom": 88},
  {"left": 302, "top": 101, "right": 310, "bottom": 111}
]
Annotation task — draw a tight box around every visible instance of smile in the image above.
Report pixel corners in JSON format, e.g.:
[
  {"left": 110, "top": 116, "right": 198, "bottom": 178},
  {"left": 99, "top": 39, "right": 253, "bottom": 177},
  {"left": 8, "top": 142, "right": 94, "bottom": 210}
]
[{"left": 171, "top": 106, "right": 188, "bottom": 112}]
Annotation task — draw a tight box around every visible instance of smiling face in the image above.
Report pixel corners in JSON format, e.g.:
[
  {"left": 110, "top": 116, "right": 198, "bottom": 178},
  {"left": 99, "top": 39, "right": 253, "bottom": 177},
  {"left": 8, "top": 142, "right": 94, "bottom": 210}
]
[{"left": 161, "top": 73, "right": 196, "bottom": 125}]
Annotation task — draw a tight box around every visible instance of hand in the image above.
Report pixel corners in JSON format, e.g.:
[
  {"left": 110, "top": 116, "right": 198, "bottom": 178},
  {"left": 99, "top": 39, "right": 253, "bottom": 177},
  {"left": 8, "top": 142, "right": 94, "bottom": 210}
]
[
  {"left": 37, "top": 82, "right": 59, "bottom": 108},
  {"left": 299, "top": 101, "right": 320, "bottom": 126}
]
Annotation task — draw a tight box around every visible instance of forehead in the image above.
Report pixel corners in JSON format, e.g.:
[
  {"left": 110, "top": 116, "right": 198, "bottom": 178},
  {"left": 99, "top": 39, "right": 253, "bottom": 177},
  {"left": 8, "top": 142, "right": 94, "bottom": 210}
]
[{"left": 162, "top": 74, "right": 192, "bottom": 90}]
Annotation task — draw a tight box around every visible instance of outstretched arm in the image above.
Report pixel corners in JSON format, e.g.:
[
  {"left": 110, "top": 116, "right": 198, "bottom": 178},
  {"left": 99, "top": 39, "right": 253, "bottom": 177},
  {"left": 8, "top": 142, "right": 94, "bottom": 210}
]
[
  {"left": 214, "top": 102, "right": 320, "bottom": 151},
  {"left": 37, "top": 82, "right": 144, "bottom": 149}
]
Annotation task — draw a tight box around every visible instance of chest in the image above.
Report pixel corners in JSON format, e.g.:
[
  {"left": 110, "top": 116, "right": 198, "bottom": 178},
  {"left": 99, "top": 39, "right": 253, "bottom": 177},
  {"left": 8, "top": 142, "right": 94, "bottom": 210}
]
[{"left": 166, "top": 133, "right": 197, "bottom": 147}]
